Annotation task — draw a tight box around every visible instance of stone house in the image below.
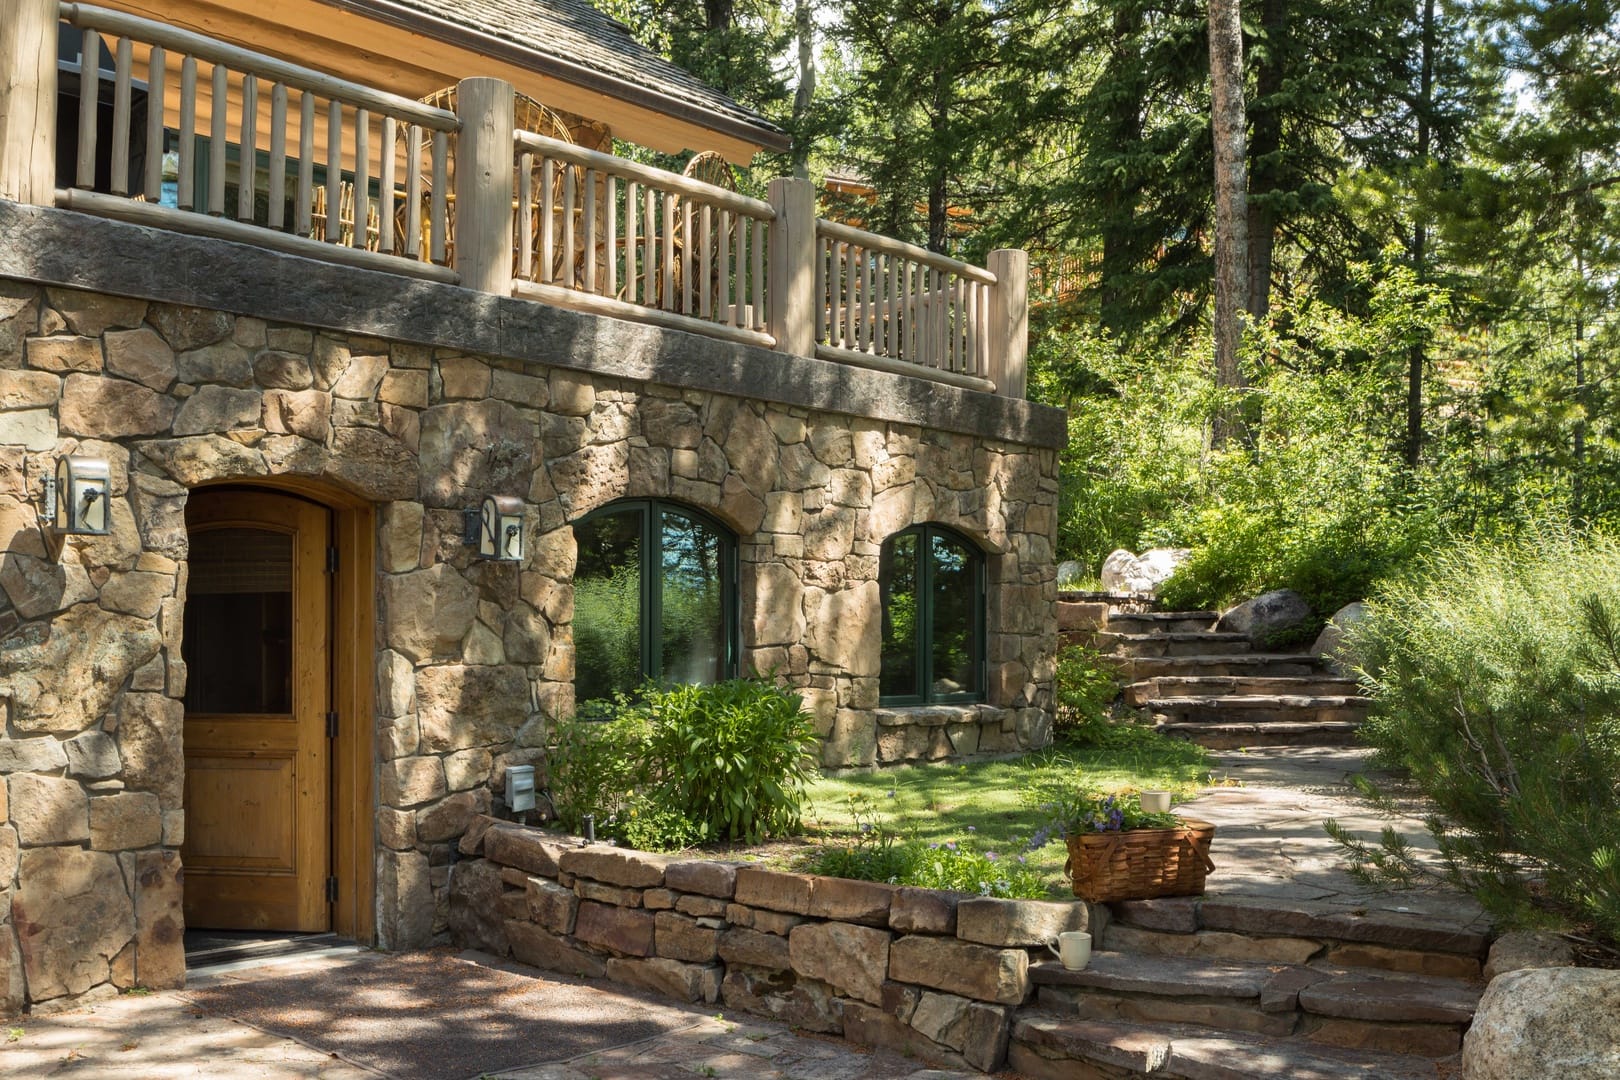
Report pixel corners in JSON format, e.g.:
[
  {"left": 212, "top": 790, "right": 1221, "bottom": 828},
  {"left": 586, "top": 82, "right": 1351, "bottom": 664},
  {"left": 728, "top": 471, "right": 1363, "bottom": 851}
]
[{"left": 0, "top": 0, "right": 1063, "bottom": 1012}]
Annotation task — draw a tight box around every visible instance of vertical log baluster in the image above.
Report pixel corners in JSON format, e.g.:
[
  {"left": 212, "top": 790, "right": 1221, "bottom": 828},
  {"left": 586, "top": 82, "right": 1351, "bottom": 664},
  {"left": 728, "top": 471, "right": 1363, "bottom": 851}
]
[
  {"left": 540, "top": 157, "right": 554, "bottom": 283},
  {"left": 733, "top": 216, "right": 747, "bottom": 328},
  {"left": 429, "top": 129, "right": 447, "bottom": 264},
  {"left": 111, "top": 36, "right": 132, "bottom": 196},
  {"left": 605, "top": 176, "right": 617, "bottom": 298},
  {"left": 296, "top": 91, "right": 314, "bottom": 234},
  {"left": 661, "top": 189, "right": 675, "bottom": 309},
  {"left": 237, "top": 74, "right": 257, "bottom": 221},
  {"left": 403, "top": 124, "right": 421, "bottom": 258},
  {"left": 583, "top": 169, "right": 598, "bottom": 294},
  {"left": 642, "top": 186, "right": 655, "bottom": 305},
  {"left": 681, "top": 199, "right": 694, "bottom": 314},
  {"left": 886, "top": 255, "right": 900, "bottom": 357},
  {"left": 178, "top": 56, "right": 196, "bottom": 209},
  {"left": 208, "top": 63, "right": 227, "bottom": 215},
  {"left": 699, "top": 204, "right": 712, "bottom": 320},
  {"left": 378, "top": 115, "right": 395, "bottom": 252},
  {"left": 143, "top": 46, "right": 165, "bottom": 200},
  {"left": 623, "top": 181, "right": 638, "bottom": 303},
  {"left": 325, "top": 98, "right": 342, "bottom": 239},
  {"left": 518, "top": 152, "right": 534, "bottom": 281},
  {"left": 351, "top": 107, "right": 369, "bottom": 248},
  {"left": 76, "top": 29, "right": 100, "bottom": 189},
  {"left": 562, "top": 164, "right": 577, "bottom": 288},
  {"left": 751, "top": 216, "right": 765, "bottom": 331},
  {"left": 268, "top": 84, "right": 287, "bottom": 229}
]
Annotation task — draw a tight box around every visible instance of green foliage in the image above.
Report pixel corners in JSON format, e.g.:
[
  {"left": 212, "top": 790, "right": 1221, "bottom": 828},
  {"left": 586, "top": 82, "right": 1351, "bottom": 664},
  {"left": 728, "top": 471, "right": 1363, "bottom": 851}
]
[
  {"left": 801, "top": 794, "right": 1049, "bottom": 898},
  {"left": 547, "top": 678, "right": 818, "bottom": 849},
  {"left": 1052, "top": 644, "right": 1123, "bottom": 739},
  {"left": 1023, "top": 780, "right": 1180, "bottom": 842},
  {"left": 1340, "top": 530, "right": 1620, "bottom": 943}
]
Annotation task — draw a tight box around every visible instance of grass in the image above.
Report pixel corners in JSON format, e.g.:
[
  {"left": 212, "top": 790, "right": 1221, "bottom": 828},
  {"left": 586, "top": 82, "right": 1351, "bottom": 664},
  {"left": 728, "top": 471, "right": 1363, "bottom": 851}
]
[{"left": 794, "top": 729, "right": 1215, "bottom": 898}]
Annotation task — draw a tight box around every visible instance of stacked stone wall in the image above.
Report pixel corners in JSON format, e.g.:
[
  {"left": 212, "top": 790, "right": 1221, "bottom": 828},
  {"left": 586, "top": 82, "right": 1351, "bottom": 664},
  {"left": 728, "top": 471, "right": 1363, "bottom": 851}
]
[
  {"left": 0, "top": 267, "right": 1058, "bottom": 1012},
  {"left": 451, "top": 816, "right": 1106, "bottom": 1073}
]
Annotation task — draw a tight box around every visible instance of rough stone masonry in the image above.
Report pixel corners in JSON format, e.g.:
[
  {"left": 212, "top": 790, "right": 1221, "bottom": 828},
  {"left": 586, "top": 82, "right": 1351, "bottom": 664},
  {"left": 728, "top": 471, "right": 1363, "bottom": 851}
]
[{"left": 0, "top": 202, "right": 1064, "bottom": 1013}]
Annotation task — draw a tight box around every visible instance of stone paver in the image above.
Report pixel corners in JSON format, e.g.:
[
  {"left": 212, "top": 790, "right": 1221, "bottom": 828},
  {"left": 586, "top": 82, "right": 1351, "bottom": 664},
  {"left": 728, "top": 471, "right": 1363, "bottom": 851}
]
[{"left": 1, "top": 949, "right": 988, "bottom": 1080}]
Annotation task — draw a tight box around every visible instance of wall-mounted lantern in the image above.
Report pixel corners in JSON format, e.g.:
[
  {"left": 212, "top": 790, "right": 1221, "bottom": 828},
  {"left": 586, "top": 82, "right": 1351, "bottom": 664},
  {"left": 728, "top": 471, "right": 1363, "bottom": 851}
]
[
  {"left": 44, "top": 456, "right": 111, "bottom": 536},
  {"left": 463, "top": 495, "right": 525, "bottom": 562}
]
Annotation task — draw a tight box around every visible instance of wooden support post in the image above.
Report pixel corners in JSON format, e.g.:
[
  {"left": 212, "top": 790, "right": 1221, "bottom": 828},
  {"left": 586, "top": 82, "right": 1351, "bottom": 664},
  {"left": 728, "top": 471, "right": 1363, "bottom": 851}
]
[
  {"left": 0, "top": 0, "right": 59, "bottom": 204},
  {"left": 452, "top": 77, "right": 514, "bottom": 296},
  {"left": 767, "top": 176, "right": 816, "bottom": 357},
  {"left": 987, "top": 248, "right": 1029, "bottom": 399}
]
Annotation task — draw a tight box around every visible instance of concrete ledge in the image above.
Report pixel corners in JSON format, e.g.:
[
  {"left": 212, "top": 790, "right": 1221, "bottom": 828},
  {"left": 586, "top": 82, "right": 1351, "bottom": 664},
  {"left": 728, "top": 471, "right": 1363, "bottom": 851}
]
[{"left": 0, "top": 200, "right": 1067, "bottom": 448}]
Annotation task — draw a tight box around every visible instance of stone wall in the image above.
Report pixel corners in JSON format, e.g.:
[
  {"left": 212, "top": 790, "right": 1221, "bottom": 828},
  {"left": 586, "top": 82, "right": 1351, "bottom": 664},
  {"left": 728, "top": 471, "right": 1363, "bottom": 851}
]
[
  {"left": 0, "top": 202, "right": 1063, "bottom": 1013},
  {"left": 451, "top": 816, "right": 1104, "bottom": 1073}
]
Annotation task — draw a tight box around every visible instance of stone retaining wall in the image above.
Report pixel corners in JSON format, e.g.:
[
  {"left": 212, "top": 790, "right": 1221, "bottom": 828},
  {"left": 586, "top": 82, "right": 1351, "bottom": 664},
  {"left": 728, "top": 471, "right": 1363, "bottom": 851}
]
[
  {"left": 450, "top": 816, "right": 1104, "bottom": 1073},
  {"left": 0, "top": 204, "right": 1063, "bottom": 1013}
]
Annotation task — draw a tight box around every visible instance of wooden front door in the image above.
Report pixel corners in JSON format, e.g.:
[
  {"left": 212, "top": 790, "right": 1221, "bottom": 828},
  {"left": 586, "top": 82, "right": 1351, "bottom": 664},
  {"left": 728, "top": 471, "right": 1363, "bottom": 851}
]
[{"left": 181, "top": 490, "right": 331, "bottom": 932}]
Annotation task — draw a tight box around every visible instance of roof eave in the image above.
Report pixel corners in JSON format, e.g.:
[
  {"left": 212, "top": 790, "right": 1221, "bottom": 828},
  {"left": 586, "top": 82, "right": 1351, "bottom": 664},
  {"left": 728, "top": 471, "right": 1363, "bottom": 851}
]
[{"left": 317, "top": 0, "right": 792, "bottom": 155}]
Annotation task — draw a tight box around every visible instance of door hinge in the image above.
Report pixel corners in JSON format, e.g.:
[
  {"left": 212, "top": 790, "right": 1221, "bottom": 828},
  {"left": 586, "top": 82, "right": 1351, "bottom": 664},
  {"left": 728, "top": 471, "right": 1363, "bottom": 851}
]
[
  {"left": 325, "top": 876, "right": 338, "bottom": 903},
  {"left": 326, "top": 711, "right": 339, "bottom": 738},
  {"left": 325, "top": 544, "right": 338, "bottom": 573}
]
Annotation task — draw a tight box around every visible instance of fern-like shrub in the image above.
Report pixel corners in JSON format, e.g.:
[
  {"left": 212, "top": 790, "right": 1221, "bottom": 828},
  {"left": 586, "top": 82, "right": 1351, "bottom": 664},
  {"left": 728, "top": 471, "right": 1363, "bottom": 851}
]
[
  {"left": 547, "top": 678, "right": 819, "bottom": 849},
  {"left": 1336, "top": 531, "right": 1620, "bottom": 945}
]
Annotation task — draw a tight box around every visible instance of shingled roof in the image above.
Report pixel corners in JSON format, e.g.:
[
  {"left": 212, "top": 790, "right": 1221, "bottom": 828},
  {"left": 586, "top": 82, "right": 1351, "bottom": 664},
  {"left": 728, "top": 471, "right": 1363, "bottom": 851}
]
[{"left": 326, "top": 0, "right": 788, "bottom": 151}]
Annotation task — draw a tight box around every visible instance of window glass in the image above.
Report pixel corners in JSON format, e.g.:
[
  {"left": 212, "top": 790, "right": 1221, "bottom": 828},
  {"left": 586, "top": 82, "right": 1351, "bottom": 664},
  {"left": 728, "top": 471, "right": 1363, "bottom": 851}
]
[
  {"left": 879, "top": 532, "right": 920, "bottom": 699},
  {"left": 182, "top": 528, "right": 293, "bottom": 714},
  {"left": 659, "top": 508, "right": 727, "bottom": 686},
  {"left": 879, "top": 525, "right": 983, "bottom": 704},
  {"left": 572, "top": 500, "right": 735, "bottom": 703},
  {"left": 573, "top": 506, "right": 644, "bottom": 703},
  {"left": 930, "top": 532, "right": 980, "bottom": 697}
]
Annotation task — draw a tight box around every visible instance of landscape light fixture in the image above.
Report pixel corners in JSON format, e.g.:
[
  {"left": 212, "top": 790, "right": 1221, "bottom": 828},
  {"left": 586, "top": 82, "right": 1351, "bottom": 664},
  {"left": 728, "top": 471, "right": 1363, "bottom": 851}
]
[
  {"left": 463, "top": 495, "right": 525, "bottom": 561},
  {"left": 43, "top": 456, "right": 111, "bottom": 536}
]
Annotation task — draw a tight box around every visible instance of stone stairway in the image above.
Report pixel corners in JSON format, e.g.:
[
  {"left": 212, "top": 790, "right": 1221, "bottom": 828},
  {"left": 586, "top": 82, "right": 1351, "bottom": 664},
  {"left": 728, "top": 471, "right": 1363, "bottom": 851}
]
[
  {"left": 1010, "top": 894, "right": 1489, "bottom": 1078},
  {"left": 1059, "top": 593, "right": 1371, "bottom": 750}
]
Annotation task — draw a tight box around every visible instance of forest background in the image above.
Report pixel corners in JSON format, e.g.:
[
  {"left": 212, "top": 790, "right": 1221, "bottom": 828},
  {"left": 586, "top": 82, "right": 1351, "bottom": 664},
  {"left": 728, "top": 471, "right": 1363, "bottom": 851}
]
[{"left": 598, "top": 0, "right": 1620, "bottom": 618}]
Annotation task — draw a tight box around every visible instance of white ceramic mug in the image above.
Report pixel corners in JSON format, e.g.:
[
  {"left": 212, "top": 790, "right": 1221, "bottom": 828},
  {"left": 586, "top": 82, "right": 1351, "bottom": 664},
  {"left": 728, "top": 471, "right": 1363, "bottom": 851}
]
[
  {"left": 1140, "top": 790, "right": 1172, "bottom": 814},
  {"left": 1047, "top": 930, "right": 1092, "bottom": 970}
]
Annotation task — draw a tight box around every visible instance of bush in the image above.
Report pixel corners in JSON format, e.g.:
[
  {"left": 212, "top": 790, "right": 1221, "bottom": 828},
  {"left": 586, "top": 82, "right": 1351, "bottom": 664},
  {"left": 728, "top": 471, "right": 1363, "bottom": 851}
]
[
  {"left": 1335, "top": 530, "right": 1620, "bottom": 944},
  {"left": 547, "top": 677, "right": 819, "bottom": 848},
  {"left": 1052, "top": 644, "right": 1122, "bottom": 740}
]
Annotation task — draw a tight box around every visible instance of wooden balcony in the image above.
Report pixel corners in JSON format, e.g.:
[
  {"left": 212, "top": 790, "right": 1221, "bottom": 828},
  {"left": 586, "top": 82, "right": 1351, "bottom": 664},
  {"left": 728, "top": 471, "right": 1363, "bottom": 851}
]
[{"left": 0, "top": 0, "right": 1028, "bottom": 397}]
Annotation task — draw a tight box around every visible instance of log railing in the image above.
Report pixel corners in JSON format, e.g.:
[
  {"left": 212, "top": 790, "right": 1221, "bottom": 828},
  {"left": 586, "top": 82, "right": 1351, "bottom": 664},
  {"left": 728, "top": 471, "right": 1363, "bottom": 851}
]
[
  {"left": 511, "top": 129, "right": 775, "bottom": 350},
  {"left": 50, "top": 2, "right": 460, "bottom": 283},
  {"left": 1, "top": 1, "right": 1026, "bottom": 395},
  {"left": 815, "top": 220, "right": 998, "bottom": 393}
]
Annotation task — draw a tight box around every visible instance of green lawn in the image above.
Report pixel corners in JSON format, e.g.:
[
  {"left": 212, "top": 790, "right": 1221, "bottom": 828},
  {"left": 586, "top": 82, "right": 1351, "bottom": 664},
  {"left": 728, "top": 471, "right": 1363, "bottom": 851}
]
[{"left": 793, "top": 731, "right": 1215, "bottom": 898}]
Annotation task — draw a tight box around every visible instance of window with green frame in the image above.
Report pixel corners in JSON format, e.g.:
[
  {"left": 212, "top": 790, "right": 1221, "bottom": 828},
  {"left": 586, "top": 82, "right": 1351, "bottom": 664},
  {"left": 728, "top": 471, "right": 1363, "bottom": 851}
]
[
  {"left": 879, "top": 524, "right": 986, "bottom": 705},
  {"left": 572, "top": 499, "right": 738, "bottom": 704}
]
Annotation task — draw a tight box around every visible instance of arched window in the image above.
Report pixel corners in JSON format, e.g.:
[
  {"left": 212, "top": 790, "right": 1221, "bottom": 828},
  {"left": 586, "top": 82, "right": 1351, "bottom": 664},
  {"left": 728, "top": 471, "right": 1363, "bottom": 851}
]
[
  {"left": 572, "top": 499, "right": 738, "bottom": 704},
  {"left": 879, "top": 524, "right": 986, "bottom": 705}
]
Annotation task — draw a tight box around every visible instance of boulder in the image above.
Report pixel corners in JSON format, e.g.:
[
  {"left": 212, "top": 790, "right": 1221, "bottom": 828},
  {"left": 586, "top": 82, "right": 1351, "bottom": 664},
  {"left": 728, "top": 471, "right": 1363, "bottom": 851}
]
[
  {"left": 1483, "top": 931, "right": 1577, "bottom": 982},
  {"left": 1100, "top": 548, "right": 1189, "bottom": 596},
  {"left": 1218, "top": 589, "right": 1314, "bottom": 647},
  {"left": 1312, "top": 601, "right": 1369, "bottom": 671},
  {"left": 1462, "top": 967, "right": 1620, "bottom": 1079}
]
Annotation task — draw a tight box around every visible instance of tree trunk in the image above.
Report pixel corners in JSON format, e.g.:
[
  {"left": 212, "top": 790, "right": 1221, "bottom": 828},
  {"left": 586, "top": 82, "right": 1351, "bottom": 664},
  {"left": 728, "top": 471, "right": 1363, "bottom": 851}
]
[
  {"left": 1404, "top": 0, "right": 1436, "bottom": 468},
  {"left": 1100, "top": 3, "right": 1145, "bottom": 334},
  {"left": 1208, "top": 0, "right": 1249, "bottom": 447},
  {"left": 1244, "top": 0, "right": 1283, "bottom": 323},
  {"left": 791, "top": 0, "right": 815, "bottom": 180}
]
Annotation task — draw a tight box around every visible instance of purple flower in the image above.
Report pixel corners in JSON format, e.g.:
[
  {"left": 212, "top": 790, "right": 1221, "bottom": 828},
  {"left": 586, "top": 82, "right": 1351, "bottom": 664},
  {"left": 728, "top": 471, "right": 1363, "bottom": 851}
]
[
  {"left": 985, "top": 851, "right": 998, "bottom": 861},
  {"left": 965, "top": 826, "right": 976, "bottom": 833},
  {"left": 944, "top": 841, "right": 958, "bottom": 851}
]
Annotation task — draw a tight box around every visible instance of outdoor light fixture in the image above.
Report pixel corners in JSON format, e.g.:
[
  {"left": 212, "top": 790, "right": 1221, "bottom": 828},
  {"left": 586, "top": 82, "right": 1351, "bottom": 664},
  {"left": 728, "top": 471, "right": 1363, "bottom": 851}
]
[
  {"left": 43, "top": 456, "right": 111, "bottom": 536},
  {"left": 463, "top": 495, "right": 525, "bottom": 561}
]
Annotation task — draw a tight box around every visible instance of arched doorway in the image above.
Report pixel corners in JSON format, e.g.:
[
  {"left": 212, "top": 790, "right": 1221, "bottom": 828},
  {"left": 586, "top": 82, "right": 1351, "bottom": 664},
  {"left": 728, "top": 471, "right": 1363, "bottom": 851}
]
[{"left": 181, "top": 488, "right": 334, "bottom": 931}]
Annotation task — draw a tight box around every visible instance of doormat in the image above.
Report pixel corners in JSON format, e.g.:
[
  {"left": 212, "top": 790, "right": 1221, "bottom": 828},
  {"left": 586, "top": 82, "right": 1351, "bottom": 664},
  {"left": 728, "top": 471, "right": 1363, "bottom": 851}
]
[{"left": 182, "top": 949, "right": 699, "bottom": 1080}]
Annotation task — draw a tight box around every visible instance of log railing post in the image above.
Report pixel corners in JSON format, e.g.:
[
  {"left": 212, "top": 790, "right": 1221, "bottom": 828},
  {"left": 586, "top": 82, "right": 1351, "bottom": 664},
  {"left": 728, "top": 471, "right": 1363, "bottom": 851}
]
[
  {"left": 987, "top": 248, "right": 1029, "bottom": 399},
  {"left": 767, "top": 176, "right": 816, "bottom": 357},
  {"left": 0, "top": 0, "right": 59, "bottom": 204},
  {"left": 453, "top": 77, "right": 515, "bottom": 296}
]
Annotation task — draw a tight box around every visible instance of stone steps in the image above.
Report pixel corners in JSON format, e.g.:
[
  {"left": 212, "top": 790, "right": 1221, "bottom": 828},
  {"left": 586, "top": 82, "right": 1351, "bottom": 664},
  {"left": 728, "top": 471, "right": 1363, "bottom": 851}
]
[
  {"left": 1094, "top": 631, "right": 1255, "bottom": 658},
  {"left": 1029, "top": 950, "right": 1481, "bottom": 1059},
  {"left": 1106, "top": 611, "right": 1221, "bottom": 635},
  {"left": 1155, "top": 720, "right": 1364, "bottom": 749},
  {"left": 1125, "top": 675, "right": 1360, "bottom": 707},
  {"left": 1110, "top": 653, "right": 1327, "bottom": 681},
  {"left": 1010, "top": 1012, "right": 1445, "bottom": 1080}
]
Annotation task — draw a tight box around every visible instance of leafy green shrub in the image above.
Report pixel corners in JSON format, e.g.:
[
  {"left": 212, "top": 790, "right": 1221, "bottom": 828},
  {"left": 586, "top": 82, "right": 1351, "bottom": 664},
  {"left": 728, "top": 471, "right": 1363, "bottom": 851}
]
[
  {"left": 547, "top": 677, "right": 818, "bottom": 848},
  {"left": 1052, "top": 644, "right": 1122, "bottom": 740},
  {"left": 1335, "top": 530, "right": 1620, "bottom": 943}
]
